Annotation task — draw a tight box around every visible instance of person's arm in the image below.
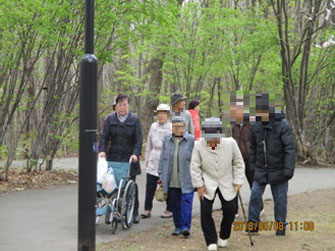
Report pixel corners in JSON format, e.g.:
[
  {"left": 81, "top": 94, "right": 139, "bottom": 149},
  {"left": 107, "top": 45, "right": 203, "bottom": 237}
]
[
  {"left": 281, "top": 120, "right": 296, "bottom": 179},
  {"left": 99, "top": 115, "right": 111, "bottom": 156},
  {"left": 190, "top": 142, "right": 204, "bottom": 188},
  {"left": 232, "top": 138, "right": 245, "bottom": 190},
  {"left": 249, "top": 125, "right": 257, "bottom": 172},
  {"left": 188, "top": 112, "right": 194, "bottom": 135},
  {"left": 144, "top": 124, "right": 154, "bottom": 165},
  {"left": 132, "top": 118, "right": 143, "bottom": 157},
  {"left": 190, "top": 142, "right": 206, "bottom": 199}
]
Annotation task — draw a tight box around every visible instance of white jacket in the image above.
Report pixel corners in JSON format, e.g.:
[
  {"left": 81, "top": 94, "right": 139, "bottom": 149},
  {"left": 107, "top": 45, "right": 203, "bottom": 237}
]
[
  {"left": 190, "top": 137, "right": 245, "bottom": 201},
  {"left": 145, "top": 122, "right": 172, "bottom": 177}
]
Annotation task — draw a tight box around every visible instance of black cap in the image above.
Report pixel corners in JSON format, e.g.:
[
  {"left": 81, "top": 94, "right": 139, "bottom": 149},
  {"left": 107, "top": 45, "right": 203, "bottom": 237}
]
[{"left": 188, "top": 100, "right": 200, "bottom": 110}]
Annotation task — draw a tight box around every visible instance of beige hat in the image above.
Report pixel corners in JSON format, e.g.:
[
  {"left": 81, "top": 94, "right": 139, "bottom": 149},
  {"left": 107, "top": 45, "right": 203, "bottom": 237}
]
[{"left": 156, "top": 104, "right": 170, "bottom": 111}]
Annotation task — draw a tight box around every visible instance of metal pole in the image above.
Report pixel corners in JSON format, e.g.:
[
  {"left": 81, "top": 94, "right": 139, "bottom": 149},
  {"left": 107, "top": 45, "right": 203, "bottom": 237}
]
[
  {"left": 238, "top": 192, "right": 254, "bottom": 246},
  {"left": 78, "top": 0, "right": 97, "bottom": 250}
]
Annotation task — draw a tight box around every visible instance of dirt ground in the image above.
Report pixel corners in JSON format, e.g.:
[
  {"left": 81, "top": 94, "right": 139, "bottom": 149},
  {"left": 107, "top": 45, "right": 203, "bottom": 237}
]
[
  {"left": 0, "top": 168, "right": 77, "bottom": 194},
  {"left": 98, "top": 188, "right": 335, "bottom": 251}
]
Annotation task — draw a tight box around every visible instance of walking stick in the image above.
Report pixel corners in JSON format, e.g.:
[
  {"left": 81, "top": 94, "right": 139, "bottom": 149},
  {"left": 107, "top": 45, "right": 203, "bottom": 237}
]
[{"left": 238, "top": 191, "right": 254, "bottom": 246}]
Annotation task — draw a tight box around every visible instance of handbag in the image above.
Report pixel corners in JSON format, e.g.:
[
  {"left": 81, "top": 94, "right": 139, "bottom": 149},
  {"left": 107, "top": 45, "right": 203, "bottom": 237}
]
[{"left": 155, "top": 186, "right": 167, "bottom": 202}]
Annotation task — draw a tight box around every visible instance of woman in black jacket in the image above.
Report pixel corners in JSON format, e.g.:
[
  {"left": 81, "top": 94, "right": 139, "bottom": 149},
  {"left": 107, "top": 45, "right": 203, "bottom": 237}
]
[{"left": 99, "top": 93, "right": 143, "bottom": 223}]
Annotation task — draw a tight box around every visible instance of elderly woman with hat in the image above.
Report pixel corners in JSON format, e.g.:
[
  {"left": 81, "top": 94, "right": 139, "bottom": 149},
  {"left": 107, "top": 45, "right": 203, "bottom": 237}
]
[
  {"left": 141, "top": 104, "right": 172, "bottom": 219},
  {"left": 171, "top": 93, "right": 194, "bottom": 135},
  {"left": 191, "top": 118, "right": 245, "bottom": 250}
]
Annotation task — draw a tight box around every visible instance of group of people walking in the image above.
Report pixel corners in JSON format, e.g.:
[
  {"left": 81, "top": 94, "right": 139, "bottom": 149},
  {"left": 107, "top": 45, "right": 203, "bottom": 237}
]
[{"left": 98, "top": 92, "right": 296, "bottom": 250}]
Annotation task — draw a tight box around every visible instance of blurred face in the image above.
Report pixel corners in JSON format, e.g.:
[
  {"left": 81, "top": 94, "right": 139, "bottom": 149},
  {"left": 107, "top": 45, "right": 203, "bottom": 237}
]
[
  {"left": 230, "top": 102, "right": 244, "bottom": 123},
  {"left": 116, "top": 98, "right": 129, "bottom": 116},
  {"left": 206, "top": 138, "right": 220, "bottom": 148},
  {"left": 173, "top": 100, "right": 186, "bottom": 111},
  {"left": 256, "top": 109, "right": 269, "bottom": 122},
  {"left": 172, "top": 122, "right": 185, "bottom": 137},
  {"left": 157, "top": 111, "right": 168, "bottom": 124},
  {"left": 194, "top": 105, "right": 200, "bottom": 112}
]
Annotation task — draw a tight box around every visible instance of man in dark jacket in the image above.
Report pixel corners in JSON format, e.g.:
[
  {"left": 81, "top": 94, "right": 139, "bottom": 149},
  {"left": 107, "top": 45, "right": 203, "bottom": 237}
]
[
  {"left": 99, "top": 93, "right": 143, "bottom": 223},
  {"left": 247, "top": 93, "right": 295, "bottom": 236},
  {"left": 230, "top": 93, "right": 264, "bottom": 217}
]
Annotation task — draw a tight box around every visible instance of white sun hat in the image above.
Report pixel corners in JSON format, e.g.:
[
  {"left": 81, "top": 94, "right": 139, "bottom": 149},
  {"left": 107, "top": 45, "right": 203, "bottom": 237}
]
[{"left": 156, "top": 104, "right": 170, "bottom": 111}]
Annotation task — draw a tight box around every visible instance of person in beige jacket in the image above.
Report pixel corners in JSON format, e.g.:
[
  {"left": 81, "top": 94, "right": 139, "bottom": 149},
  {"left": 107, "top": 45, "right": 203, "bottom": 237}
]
[
  {"left": 190, "top": 117, "right": 245, "bottom": 251},
  {"left": 141, "top": 104, "right": 172, "bottom": 219}
]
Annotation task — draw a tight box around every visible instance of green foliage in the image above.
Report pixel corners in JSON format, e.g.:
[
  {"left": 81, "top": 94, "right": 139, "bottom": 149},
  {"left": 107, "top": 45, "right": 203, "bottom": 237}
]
[{"left": 0, "top": 0, "right": 334, "bottom": 163}]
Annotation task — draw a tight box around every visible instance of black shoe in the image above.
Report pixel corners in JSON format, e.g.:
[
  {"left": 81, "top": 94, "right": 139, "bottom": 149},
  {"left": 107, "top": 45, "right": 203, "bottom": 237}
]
[
  {"left": 182, "top": 229, "right": 190, "bottom": 237},
  {"left": 172, "top": 228, "right": 182, "bottom": 236},
  {"left": 133, "top": 214, "right": 140, "bottom": 224}
]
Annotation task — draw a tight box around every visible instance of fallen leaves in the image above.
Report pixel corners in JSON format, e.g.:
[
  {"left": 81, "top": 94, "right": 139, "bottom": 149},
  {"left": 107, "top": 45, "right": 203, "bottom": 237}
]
[{"left": 0, "top": 168, "right": 78, "bottom": 194}]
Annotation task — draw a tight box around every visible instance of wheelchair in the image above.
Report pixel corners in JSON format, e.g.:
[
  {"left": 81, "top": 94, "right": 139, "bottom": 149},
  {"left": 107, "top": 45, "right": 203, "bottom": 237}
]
[{"left": 96, "top": 159, "right": 136, "bottom": 234}]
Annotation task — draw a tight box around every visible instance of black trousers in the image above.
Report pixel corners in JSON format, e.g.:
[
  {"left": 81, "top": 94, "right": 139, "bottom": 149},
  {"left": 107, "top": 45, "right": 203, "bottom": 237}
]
[
  {"left": 200, "top": 189, "right": 237, "bottom": 246},
  {"left": 130, "top": 176, "right": 139, "bottom": 215},
  {"left": 144, "top": 173, "right": 170, "bottom": 211}
]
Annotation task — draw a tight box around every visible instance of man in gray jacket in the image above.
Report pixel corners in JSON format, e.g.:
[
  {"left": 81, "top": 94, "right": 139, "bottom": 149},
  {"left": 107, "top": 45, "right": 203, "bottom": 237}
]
[{"left": 158, "top": 116, "right": 195, "bottom": 237}]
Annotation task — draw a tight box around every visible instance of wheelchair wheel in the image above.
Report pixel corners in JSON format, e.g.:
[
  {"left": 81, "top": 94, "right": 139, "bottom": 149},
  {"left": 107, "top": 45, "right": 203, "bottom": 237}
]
[{"left": 120, "top": 179, "right": 136, "bottom": 229}]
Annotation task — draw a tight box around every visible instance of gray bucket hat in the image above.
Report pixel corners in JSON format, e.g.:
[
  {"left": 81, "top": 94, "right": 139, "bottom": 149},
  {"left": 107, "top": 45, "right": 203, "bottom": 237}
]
[
  {"left": 201, "top": 117, "right": 224, "bottom": 139},
  {"left": 171, "top": 93, "right": 187, "bottom": 105}
]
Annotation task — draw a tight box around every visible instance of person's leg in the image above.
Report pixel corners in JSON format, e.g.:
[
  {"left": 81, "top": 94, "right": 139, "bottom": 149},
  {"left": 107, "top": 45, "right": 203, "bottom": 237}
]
[
  {"left": 161, "top": 191, "right": 173, "bottom": 218},
  {"left": 166, "top": 195, "right": 171, "bottom": 212},
  {"left": 248, "top": 181, "right": 266, "bottom": 223},
  {"left": 200, "top": 192, "right": 217, "bottom": 246},
  {"left": 168, "top": 188, "right": 182, "bottom": 233},
  {"left": 144, "top": 173, "right": 158, "bottom": 211},
  {"left": 180, "top": 192, "right": 194, "bottom": 232},
  {"left": 271, "top": 181, "right": 288, "bottom": 234},
  {"left": 217, "top": 190, "right": 237, "bottom": 240}
]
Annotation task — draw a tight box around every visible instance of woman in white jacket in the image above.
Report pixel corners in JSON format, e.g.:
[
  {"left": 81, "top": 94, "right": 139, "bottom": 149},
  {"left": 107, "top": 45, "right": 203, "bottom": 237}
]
[
  {"left": 141, "top": 104, "right": 172, "bottom": 219},
  {"left": 191, "top": 117, "right": 245, "bottom": 251}
]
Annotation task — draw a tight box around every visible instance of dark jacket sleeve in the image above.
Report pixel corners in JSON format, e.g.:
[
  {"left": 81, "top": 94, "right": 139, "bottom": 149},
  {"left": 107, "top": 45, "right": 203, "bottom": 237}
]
[
  {"left": 281, "top": 120, "right": 296, "bottom": 179},
  {"left": 249, "top": 125, "right": 257, "bottom": 172},
  {"left": 99, "top": 116, "right": 111, "bottom": 153},
  {"left": 132, "top": 117, "right": 143, "bottom": 156}
]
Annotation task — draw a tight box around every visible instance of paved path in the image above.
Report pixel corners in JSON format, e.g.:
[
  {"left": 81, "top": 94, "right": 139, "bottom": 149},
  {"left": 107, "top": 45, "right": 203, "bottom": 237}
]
[{"left": 1, "top": 159, "right": 335, "bottom": 251}]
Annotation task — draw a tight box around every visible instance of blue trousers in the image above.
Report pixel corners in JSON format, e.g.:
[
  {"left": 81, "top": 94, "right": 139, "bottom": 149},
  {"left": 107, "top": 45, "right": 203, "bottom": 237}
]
[
  {"left": 168, "top": 188, "right": 194, "bottom": 230},
  {"left": 248, "top": 181, "right": 288, "bottom": 223}
]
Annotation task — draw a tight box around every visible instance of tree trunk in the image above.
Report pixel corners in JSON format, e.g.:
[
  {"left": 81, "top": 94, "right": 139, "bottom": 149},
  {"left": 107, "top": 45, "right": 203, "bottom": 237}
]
[{"left": 141, "top": 57, "right": 164, "bottom": 144}]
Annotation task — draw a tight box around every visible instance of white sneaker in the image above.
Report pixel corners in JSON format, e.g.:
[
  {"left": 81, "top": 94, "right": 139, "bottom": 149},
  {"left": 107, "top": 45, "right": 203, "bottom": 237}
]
[
  {"left": 218, "top": 238, "right": 228, "bottom": 248},
  {"left": 260, "top": 208, "right": 265, "bottom": 217},
  {"left": 208, "top": 244, "right": 217, "bottom": 251}
]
